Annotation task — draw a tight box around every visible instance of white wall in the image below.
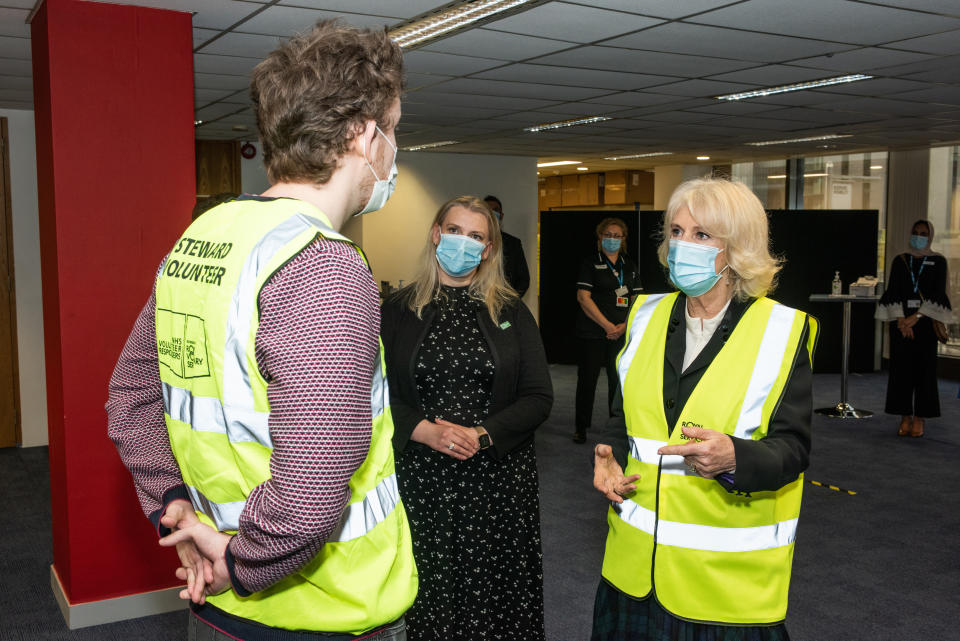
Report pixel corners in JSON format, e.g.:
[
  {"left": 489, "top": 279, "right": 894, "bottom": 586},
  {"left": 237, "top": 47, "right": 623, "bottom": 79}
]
[
  {"left": 239, "top": 141, "right": 270, "bottom": 195},
  {"left": 1, "top": 108, "right": 47, "bottom": 447},
  {"left": 359, "top": 151, "right": 539, "bottom": 315}
]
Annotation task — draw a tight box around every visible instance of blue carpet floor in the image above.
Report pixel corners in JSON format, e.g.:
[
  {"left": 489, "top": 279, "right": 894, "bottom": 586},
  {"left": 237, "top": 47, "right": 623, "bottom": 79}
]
[{"left": 1, "top": 368, "right": 957, "bottom": 640}]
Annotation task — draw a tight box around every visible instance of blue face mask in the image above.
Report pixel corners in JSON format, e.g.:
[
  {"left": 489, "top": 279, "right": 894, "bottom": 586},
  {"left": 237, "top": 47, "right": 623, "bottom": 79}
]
[
  {"left": 909, "top": 234, "right": 929, "bottom": 251},
  {"left": 601, "top": 237, "right": 622, "bottom": 253},
  {"left": 436, "top": 233, "right": 486, "bottom": 277},
  {"left": 667, "top": 239, "right": 728, "bottom": 297}
]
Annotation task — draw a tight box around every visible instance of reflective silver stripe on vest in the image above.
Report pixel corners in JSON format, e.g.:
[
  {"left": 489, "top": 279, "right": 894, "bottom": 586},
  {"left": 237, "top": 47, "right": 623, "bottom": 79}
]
[
  {"left": 617, "top": 294, "right": 669, "bottom": 387},
  {"left": 218, "top": 213, "right": 348, "bottom": 449},
  {"left": 187, "top": 485, "right": 246, "bottom": 532},
  {"left": 629, "top": 436, "right": 697, "bottom": 477},
  {"left": 328, "top": 472, "right": 400, "bottom": 542},
  {"left": 163, "top": 382, "right": 269, "bottom": 444},
  {"left": 371, "top": 355, "right": 388, "bottom": 420},
  {"left": 617, "top": 498, "right": 798, "bottom": 552},
  {"left": 733, "top": 304, "right": 797, "bottom": 440},
  {"left": 188, "top": 472, "right": 401, "bottom": 536}
]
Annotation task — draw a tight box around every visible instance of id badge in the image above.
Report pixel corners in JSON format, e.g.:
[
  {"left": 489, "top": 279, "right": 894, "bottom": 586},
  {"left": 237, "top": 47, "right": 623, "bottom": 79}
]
[
  {"left": 616, "top": 296, "right": 629, "bottom": 307},
  {"left": 907, "top": 299, "right": 921, "bottom": 308},
  {"left": 615, "top": 286, "right": 629, "bottom": 297}
]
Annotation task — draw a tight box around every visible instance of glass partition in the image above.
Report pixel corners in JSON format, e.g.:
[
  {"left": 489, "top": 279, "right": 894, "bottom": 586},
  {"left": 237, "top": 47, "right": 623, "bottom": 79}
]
[{"left": 927, "top": 145, "right": 960, "bottom": 357}]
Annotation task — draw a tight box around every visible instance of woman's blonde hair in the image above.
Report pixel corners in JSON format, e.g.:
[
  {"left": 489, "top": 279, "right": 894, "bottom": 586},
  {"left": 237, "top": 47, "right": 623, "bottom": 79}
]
[
  {"left": 404, "top": 195, "right": 517, "bottom": 321},
  {"left": 657, "top": 177, "right": 781, "bottom": 301}
]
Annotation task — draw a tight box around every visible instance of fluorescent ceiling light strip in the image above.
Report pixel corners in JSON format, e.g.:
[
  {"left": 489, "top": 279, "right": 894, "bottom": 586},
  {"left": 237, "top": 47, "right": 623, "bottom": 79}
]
[
  {"left": 745, "top": 134, "right": 852, "bottom": 147},
  {"left": 537, "top": 160, "right": 580, "bottom": 167},
  {"left": 389, "top": 0, "right": 535, "bottom": 48},
  {"left": 603, "top": 151, "right": 673, "bottom": 161},
  {"left": 402, "top": 140, "right": 459, "bottom": 151},
  {"left": 715, "top": 74, "right": 873, "bottom": 101},
  {"left": 524, "top": 116, "right": 611, "bottom": 132}
]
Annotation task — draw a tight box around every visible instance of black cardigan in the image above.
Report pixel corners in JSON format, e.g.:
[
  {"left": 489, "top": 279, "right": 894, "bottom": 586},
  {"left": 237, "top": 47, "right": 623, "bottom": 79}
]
[
  {"left": 607, "top": 295, "right": 814, "bottom": 493},
  {"left": 380, "top": 290, "right": 553, "bottom": 460}
]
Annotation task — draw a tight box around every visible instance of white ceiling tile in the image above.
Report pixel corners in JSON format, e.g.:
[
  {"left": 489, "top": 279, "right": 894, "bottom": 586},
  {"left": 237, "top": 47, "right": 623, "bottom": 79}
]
[
  {"left": 486, "top": 2, "right": 664, "bottom": 43},
  {"left": 689, "top": 0, "right": 960, "bottom": 44},
  {"left": 195, "top": 72, "right": 251, "bottom": 91},
  {"left": 605, "top": 22, "right": 852, "bottom": 62},
  {"left": 420, "top": 28, "right": 575, "bottom": 60},
  {"left": 403, "top": 50, "right": 505, "bottom": 76},
  {"left": 196, "top": 102, "right": 249, "bottom": 120},
  {"left": 886, "top": 30, "right": 960, "bottom": 56},
  {"left": 582, "top": 91, "right": 685, "bottom": 108},
  {"left": 238, "top": 5, "right": 394, "bottom": 36},
  {"left": 645, "top": 79, "right": 760, "bottom": 98},
  {"left": 195, "top": 88, "right": 239, "bottom": 105},
  {"left": 0, "top": 36, "right": 30, "bottom": 59},
  {"left": 814, "top": 77, "right": 932, "bottom": 96},
  {"left": 430, "top": 77, "right": 611, "bottom": 101},
  {"left": 531, "top": 102, "right": 629, "bottom": 115},
  {"left": 873, "top": 87, "right": 960, "bottom": 107},
  {"left": 563, "top": 0, "right": 742, "bottom": 20},
  {"left": 275, "top": 0, "right": 446, "bottom": 20},
  {"left": 863, "top": 1, "right": 960, "bottom": 18},
  {"left": 0, "top": 9, "right": 30, "bottom": 38},
  {"left": 406, "top": 92, "right": 557, "bottom": 111},
  {"left": 194, "top": 53, "right": 262, "bottom": 76},
  {"left": 0, "top": 88, "right": 32, "bottom": 101},
  {"left": 791, "top": 47, "right": 937, "bottom": 72},
  {"left": 688, "top": 102, "right": 788, "bottom": 115},
  {"left": 0, "top": 59, "right": 31, "bottom": 77},
  {"left": 196, "top": 31, "right": 286, "bottom": 57},
  {"left": 707, "top": 64, "right": 841, "bottom": 85},
  {"left": 530, "top": 46, "right": 754, "bottom": 77},
  {"left": 404, "top": 72, "right": 453, "bottom": 91},
  {"left": 472, "top": 63, "right": 680, "bottom": 91}
]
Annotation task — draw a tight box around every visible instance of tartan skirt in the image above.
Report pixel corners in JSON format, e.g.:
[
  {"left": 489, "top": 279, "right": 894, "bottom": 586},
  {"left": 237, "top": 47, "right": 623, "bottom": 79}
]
[{"left": 591, "top": 580, "right": 791, "bottom": 641}]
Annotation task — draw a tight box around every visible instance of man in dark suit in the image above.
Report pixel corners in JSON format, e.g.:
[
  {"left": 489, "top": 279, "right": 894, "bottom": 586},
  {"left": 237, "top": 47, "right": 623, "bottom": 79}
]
[{"left": 485, "top": 195, "right": 530, "bottom": 297}]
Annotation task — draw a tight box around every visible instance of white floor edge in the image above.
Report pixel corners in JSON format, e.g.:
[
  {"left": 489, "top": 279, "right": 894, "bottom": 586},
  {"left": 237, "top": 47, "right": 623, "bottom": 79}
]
[{"left": 50, "top": 564, "right": 187, "bottom": 630}]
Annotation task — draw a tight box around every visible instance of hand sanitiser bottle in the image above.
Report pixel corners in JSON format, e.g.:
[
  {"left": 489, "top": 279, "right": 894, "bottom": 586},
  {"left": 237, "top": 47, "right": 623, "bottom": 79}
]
[{"left": 832, "top": 271, "right": 842, "bottom": 295}]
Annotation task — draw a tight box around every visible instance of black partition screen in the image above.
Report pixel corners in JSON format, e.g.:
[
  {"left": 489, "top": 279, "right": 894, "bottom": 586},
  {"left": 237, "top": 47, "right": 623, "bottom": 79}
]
[{"left": 539, "top": 208, "right": 879, "bottom": 373}]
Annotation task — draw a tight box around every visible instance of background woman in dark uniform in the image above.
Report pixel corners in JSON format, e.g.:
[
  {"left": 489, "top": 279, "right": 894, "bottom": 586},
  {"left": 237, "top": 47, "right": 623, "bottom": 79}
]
[
  {"left": 876, "top": 219, "right": 953, "bottom": 437},
  {"left": 574, "top": 218, "right": 643, "bottom": 444}
]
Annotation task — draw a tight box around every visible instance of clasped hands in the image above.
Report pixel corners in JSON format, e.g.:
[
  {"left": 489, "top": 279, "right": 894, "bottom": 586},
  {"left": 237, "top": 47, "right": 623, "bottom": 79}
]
[
  {"left": 413, "top": 418, "right": 481, "bottom": 460},
  {"left": 897, "top": 314, "right": 919, "bottom": 339},
  {"left": 157, "top": 499, "right": 232, "bottom": 604},
  {"left": 606, "top": 322, "right": 626, "bottom": 340},
  {"left": 593, "top": 426, "right": 736, "bottom": 503}
]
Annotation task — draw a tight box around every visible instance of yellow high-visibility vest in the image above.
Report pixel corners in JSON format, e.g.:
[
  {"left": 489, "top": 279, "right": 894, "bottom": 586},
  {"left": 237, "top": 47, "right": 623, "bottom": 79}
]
[
  {"left": 155, "top": 198, "right": 416, "bottom": 634},
  {"left": 602, "top": 292, "right": 817, "bottom": 625}
]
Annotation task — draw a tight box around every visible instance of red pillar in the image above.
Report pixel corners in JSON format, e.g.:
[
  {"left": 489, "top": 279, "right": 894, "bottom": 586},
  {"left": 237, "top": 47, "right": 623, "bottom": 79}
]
[{"left": 31, "top": 0, "right": 195, "bottom": 621}]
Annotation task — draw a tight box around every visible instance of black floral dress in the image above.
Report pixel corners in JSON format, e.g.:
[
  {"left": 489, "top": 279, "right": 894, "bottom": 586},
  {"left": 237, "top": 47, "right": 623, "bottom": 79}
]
[{"left": 396, "top": 285, "right": 545, "bottom": 641}]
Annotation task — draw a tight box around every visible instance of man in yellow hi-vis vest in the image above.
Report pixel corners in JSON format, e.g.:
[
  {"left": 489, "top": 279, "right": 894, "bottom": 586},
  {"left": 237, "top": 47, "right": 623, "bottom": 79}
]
[
  {"left": 591, "top": 177, "right": 817, "bottom": 640},
  {"left": 108, "top": 20, "right": 417, "bottom": 641}
]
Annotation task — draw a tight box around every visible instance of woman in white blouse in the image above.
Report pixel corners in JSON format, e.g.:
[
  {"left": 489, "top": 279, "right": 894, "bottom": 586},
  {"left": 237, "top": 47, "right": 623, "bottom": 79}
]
[{"left": 590, "top": 177, "right": 817, "bottom": 641}]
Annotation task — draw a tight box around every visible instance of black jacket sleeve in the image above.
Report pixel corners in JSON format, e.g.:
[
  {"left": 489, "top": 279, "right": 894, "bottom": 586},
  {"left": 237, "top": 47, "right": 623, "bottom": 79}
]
[
  {"left": 380, "top": 295, "right": 428, "bottom": 453},
  {"left": 726, "top": 318, "right": 813, "bottom": 493},
  {"left": 481, "top": 302, "right": 553, "bottom": 458}
]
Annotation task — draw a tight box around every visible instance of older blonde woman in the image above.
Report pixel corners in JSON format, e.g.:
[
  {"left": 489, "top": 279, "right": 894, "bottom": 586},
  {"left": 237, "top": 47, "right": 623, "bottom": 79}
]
[
  {"left": 591, "top": 177, "right": 818, "bottom": 641},
  {"left": 380, "top": 196, "right": 553, "bottom": 641}
]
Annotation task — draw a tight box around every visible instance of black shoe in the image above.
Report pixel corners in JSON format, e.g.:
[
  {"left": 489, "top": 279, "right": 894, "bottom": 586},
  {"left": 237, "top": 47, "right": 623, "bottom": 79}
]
[{"left": 572, "top": 431, "right": 586, "bottom": 444}]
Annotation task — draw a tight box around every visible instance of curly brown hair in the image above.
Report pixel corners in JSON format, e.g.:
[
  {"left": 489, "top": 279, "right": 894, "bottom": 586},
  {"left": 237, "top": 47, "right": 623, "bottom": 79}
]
[{"left": 250, "top": 19, "right": 405, "bottom": 186}]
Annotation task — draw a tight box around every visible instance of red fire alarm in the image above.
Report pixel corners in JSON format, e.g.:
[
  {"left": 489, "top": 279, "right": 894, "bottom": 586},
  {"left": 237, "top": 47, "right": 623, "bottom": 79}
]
[{"left": 240, "top": 142, "right": 257, "bottom": 159}]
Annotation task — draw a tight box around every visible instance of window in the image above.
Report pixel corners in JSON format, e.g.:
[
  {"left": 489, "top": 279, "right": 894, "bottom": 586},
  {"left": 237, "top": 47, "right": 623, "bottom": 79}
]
[{"left": 927, "top": 145, "right": 960, "bottom": 356}]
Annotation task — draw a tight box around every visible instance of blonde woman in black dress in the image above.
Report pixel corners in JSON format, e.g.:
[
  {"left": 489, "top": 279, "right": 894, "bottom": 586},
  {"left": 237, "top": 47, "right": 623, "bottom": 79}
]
[
  {"left": 380, "top": 196, "right": 553, "bottom": 640},
  {"left": 876, "top": 219, "right": 953, "bottom": 437}
]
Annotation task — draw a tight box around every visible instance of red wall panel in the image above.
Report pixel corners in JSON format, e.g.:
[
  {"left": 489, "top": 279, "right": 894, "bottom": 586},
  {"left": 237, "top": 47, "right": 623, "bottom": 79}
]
[{"left": 32, "top": 0, "right": 195, "bottom": 604}]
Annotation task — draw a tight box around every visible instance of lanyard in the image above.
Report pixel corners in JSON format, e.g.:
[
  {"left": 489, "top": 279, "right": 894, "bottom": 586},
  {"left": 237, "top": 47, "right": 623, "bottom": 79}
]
[
  {"left": 908, "top": 255, "right": 926, "bottom": 294},
  {"left": 600, "top": 252, "right": 624, "bottom": 288}
]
